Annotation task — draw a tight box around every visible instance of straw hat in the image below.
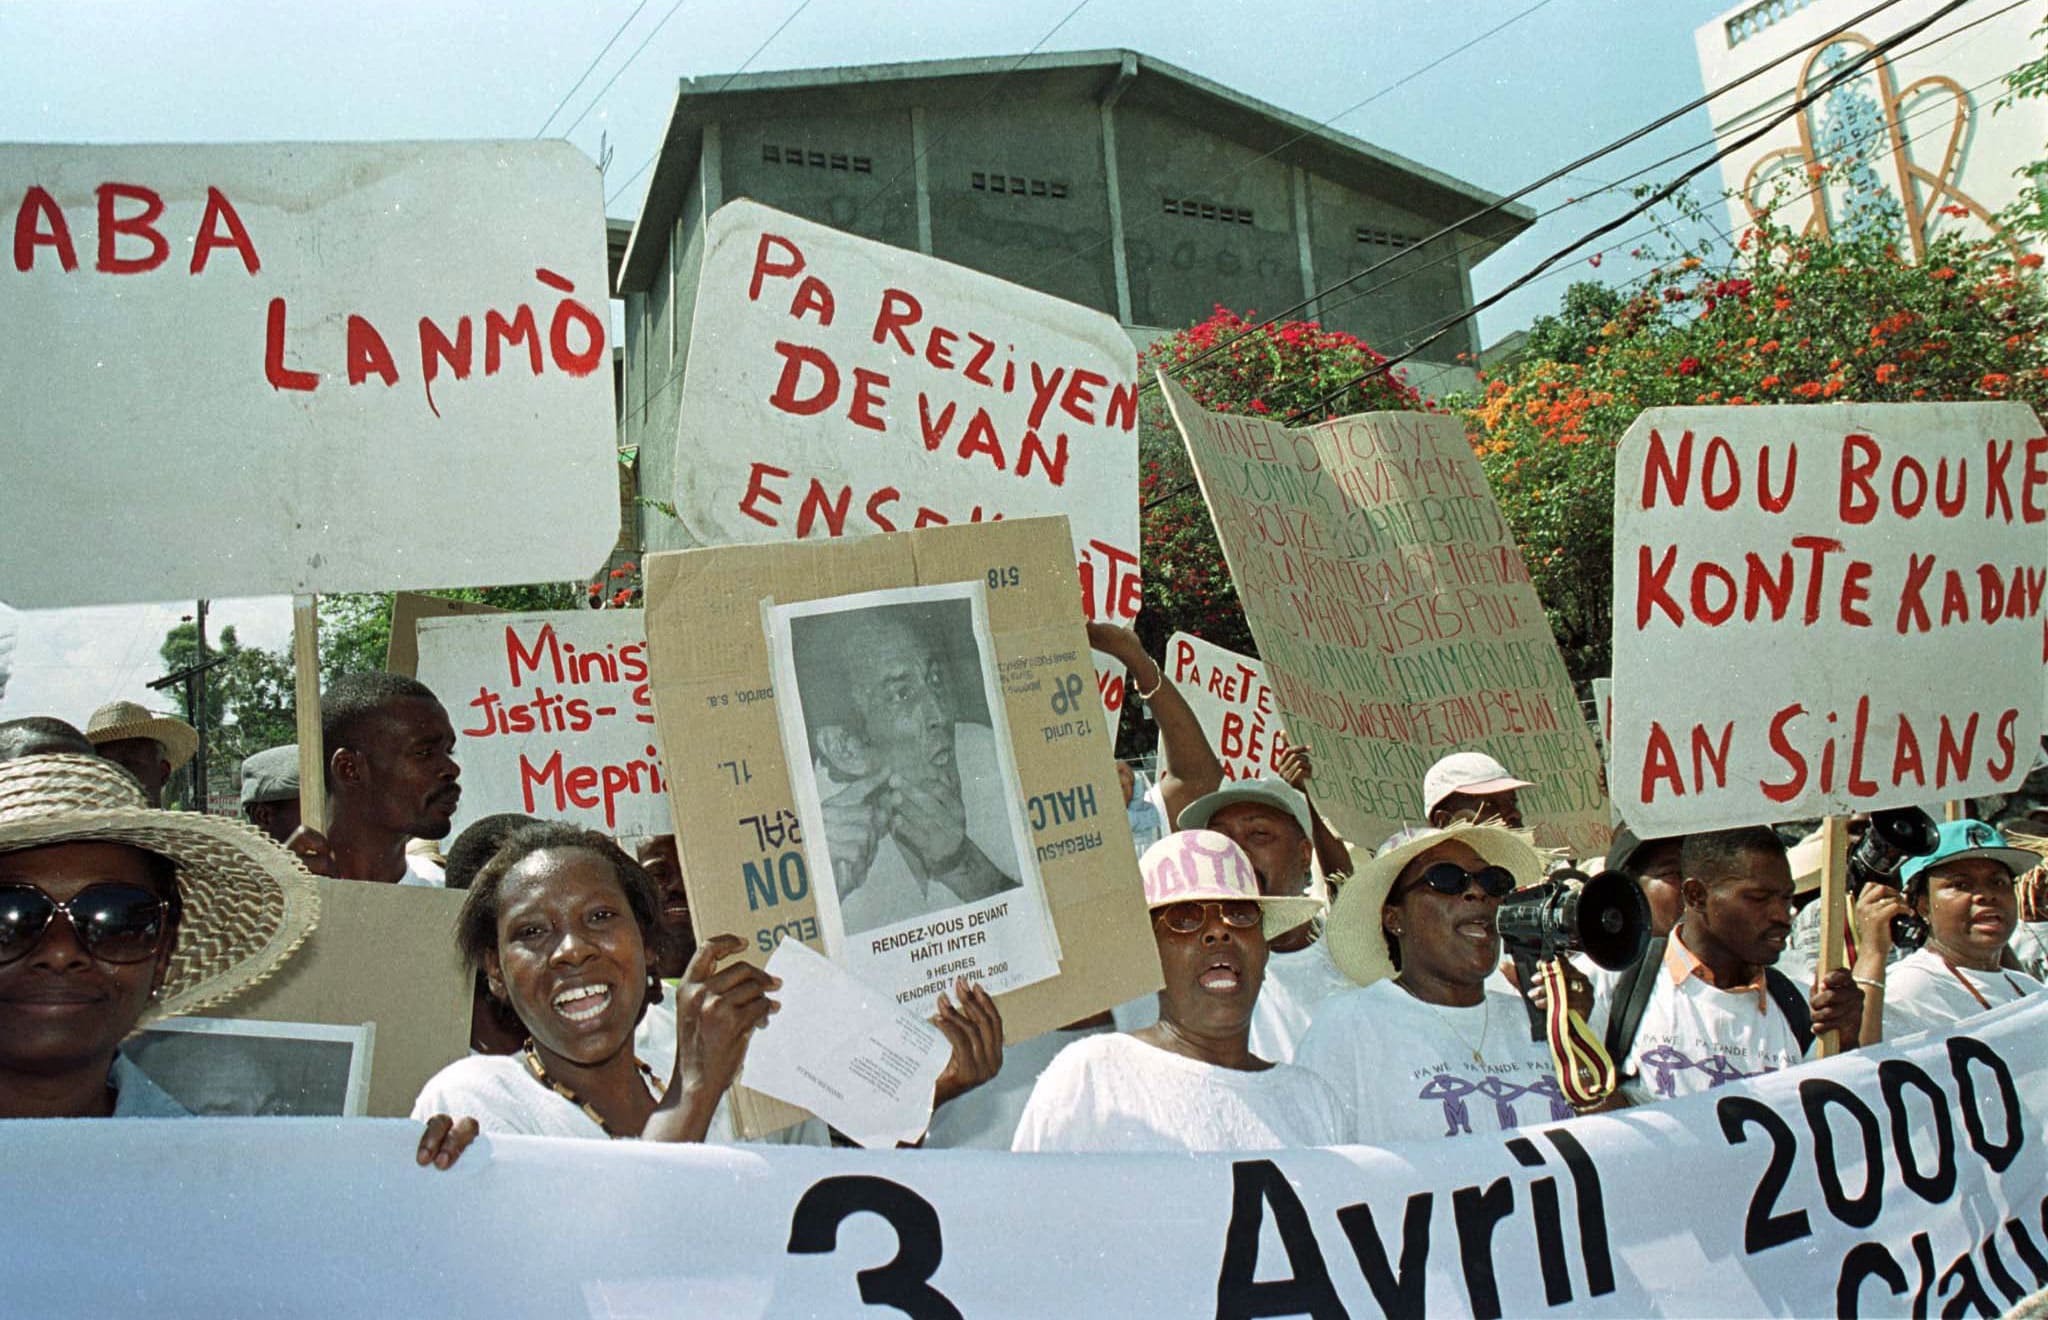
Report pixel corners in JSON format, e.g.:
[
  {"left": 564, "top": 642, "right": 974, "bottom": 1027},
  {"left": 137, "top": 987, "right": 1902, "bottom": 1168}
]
[
  {"left": 1140, "top": 830, "right": 1325, "bottom": 940},
  {"left": 1323, "top": 823, "right": 1545, "bottom": 986},
  {"left": 84, "top": 700, "right": 199, "bottom": 772},
  {"left": 0, "top": 755, "right": 318, "bottom": 1023}
]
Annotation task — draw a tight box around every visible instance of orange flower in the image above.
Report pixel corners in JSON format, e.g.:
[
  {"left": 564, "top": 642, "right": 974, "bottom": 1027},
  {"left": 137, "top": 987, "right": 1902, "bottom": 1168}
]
[
  {"left": 1773, "top": 297, "right": 1792, "bottom": 311},
  {"left": 1792, "top": 381, "right": 1825, "bottom": 398},
  {"left": 1981, "top": 372, "right": 2012, "bottom": 394},
  {"left": 1874, "top": 363, "right": 1899, "bottom": 384},
  {"left": 1931, "top": 266, "right": 1957, "bottom": 281},
  {"left": 2022, "top": 253, "right": 2044, "bottom": 269},
  {"left": 1760, "top": 374, "right": 1782, "bottom": 389},
  {"left": 1822, "top": 377, "right": 1845, "bottom": 398}
]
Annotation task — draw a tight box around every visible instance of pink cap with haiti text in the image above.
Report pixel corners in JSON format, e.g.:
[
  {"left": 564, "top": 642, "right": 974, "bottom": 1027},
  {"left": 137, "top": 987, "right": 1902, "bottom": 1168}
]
[{"left": 1140, "top": 830, "right": 1326, "bottom": 940}]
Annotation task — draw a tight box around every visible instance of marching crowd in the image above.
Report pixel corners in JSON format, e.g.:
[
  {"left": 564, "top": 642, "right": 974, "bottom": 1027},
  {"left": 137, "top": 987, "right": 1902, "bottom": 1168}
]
[{"left": 0, "top": 621, "right": 2042, "bottom": 1165}]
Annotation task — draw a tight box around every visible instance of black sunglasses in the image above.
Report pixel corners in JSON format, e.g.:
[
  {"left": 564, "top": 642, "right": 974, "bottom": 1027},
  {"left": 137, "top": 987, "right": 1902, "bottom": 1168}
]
[
  {"left": 0, "top": 883, "right": 173, "bottom": 967},
  {"left": 1398, "top": 862, "right": 1517, "bottom": 901}
]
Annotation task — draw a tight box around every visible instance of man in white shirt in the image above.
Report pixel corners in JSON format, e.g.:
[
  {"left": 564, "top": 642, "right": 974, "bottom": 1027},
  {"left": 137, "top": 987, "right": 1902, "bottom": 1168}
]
[
  {"left": 1882, "top": 819, "right": 2045, "bottom": 1037},
  {"left": 1618, "top": 826, "right": 1864, "bottom": 1104},
  {"left": 285, "top": 673, "right": 461, "bottom": 886}
]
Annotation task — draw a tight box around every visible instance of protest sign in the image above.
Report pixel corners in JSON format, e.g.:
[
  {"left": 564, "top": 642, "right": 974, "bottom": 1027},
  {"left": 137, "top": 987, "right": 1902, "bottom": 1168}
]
[
  {"left": 643, "top": 516, "right": 1157, "bottom": 1134},
  {"left": 763, "top": 581, "right": 1061, "bottom": 997},
  {"left": 11, "top": 996, "right": 2045, "bottom": 1316},
  {"left": 413, "top": 609, "right": 670, "bottom": 839},
  {"left": 218, "top": 878, "right": 468, "bottom": 1117},
  {"left": 1611, "top": 404, "right": 2048, "bottom": 834},
  {"left": 1160, "top": 374, "right": 1610, "bottom": 856},
  {"left": 385, "top": 592, "right": 504, "bottom": 678},
  {"left": 1166, "top": 631, "right": 1280, "bottom": 782},
  {"left": 668, "top": 198, "right": 1142, "bottom": 711},
  {"left": 0, "top": 142, "right": 618, "bottom": 608}
]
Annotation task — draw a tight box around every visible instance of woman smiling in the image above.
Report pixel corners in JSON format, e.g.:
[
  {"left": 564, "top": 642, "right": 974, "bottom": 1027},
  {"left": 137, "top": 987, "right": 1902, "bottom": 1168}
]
[{"left": 413, "top": 823, "right": 776, "bottom": 1158}]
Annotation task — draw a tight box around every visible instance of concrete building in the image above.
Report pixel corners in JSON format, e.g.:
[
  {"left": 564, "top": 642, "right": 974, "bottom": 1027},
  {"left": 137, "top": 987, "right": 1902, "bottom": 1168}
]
[
  {"left": 612, "top": 49, "right": 1534, "bottom": 553},
  {"left": 1695, "top": 0, "right": 2046, "bottom": 260}
]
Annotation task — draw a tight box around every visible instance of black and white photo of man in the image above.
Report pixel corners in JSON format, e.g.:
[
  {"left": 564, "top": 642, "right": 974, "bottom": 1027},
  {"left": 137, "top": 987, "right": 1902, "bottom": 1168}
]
[{"left": 789, "top": 597, "right": 1023, "bottom": 935}]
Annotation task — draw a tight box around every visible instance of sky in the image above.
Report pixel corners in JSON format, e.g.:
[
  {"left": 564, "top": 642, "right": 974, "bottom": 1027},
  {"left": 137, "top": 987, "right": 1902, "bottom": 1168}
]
[{"left": 0, "top": 0, "right": 1746, "bottom": 724}]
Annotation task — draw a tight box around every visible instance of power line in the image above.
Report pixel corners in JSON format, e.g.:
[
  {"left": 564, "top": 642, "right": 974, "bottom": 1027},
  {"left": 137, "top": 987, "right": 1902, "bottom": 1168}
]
[
  {"left": 561, "top": 0, "right": 693, "bottom": 140},
  {"left": 604, "top": 0, "right": 820, "bottom": 208},
  {"left": 1025, "top": 0, "right": 1556, "bottom": 288},
  {"left": 850, "top": 0, "right": 1095, "bottom": 228},
  {"left": 1286, "top": 0, "right": 1978, "bottom": 420},
  {"left": 536, "top": 0, "right": 652, "bottom": 138},
  {"left": 1151, "top": 0, "right": 1915, "bottom": 391}
]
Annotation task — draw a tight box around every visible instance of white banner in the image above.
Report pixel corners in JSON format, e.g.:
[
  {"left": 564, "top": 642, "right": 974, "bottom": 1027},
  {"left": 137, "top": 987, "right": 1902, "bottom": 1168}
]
[
  {"left": 9, "top": 997, "right": 2045, "bottom": 1317},
  {"left": 1612, "top": 404, "right": 2048, "bottom": 834},
  {"left": 414, "top": 609, "right": 670, "bottom": 838},
  {"left": 1167, "top": 631, "right": 1281, "bottom": 782},
  {"left": 672, "top": 199, "right": 1142, "bottom": 711},
  {"left": 0, "top": 142, "right": 619, "bottom": 607}
]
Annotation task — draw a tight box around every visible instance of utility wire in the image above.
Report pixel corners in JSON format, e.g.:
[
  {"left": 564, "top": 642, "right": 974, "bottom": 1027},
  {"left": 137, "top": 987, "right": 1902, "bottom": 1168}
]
[
  {"left": 1025, "top": 0, "right": 1557, "bottom": 287},
  {"left": 562, "top": 0, "right": 693, "bottom": 140},
  {"left": 1284, "top": 0, "right": 1978, "bottom": 421},
  {"left": 1151, "top": 0, "right": 1916, "bottom": 391},
  {"left": 604, "top": 0, "right": 820, "bottom": 208},
  {"left": 850, "top": 0, "right": 1095, "bottom": 228},
  {"left": 536, "top": 0, "right": 652, "bottom": 138}
]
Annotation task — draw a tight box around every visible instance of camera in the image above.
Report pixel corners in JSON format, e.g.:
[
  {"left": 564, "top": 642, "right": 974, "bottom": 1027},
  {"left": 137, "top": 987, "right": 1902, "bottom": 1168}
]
[
  {"left": 1846, "top": 806, "right": 1939, "bottom": 951},
  {"left": 1498, "top": 867, "right": 1651, "bottom": 972}
]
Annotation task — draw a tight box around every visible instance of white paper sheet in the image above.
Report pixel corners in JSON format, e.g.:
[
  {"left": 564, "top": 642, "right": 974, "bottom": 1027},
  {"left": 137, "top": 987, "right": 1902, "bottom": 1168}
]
[{"left": 740, "top": 938, "right": 950, "bottom": 1148}]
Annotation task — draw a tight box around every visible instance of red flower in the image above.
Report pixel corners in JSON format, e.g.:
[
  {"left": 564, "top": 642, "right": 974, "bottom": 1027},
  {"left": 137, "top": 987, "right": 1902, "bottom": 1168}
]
[
  {"left": 619, "top": 561, "right": 637, "bottom": 572},
  {"left": 1248, "top": 399, "right": 1270, "bottom": 414},
  {"left": 1759, "top": 374, "right": 1782, "bottom": 389},
  {"left": 1981, "top": 372, "right": 2012, "bottom": 394},
  {"left": 1874, "top": 363, "right": 1899, "bottom": 384},
  {"left": 1676, "top": 356, "right": 1701, "bottom": 376},
  {"left": 1792, "top": 381, "right": 1825, "bottom": 399},
  {"left": 2022, "top": 254, "right": 2045, "bottom": 269},
  {"left": 1931, "top": 266, "right": 1957, "bottom": 281},
  {"left": 586, "top": 583, "right": 601, "bottom": 596}
]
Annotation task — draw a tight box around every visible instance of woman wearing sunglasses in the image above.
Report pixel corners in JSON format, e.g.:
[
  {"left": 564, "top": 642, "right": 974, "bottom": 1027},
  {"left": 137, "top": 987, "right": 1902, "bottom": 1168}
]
[
  {"left": 0, "top": 755, "right": 318, "bottom": 1120},
  {"left": 1298, "top": 824, "right": 1558, "bottom": 1145},
  {"left": 1012, "top": 830, "right": 1347, "bottom": 1152}
]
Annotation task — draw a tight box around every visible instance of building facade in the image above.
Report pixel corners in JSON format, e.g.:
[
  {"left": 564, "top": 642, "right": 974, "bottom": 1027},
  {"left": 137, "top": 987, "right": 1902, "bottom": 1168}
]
[
  {"left": 612, "top": 50, "right": 1533, "bottom": 553},
  {"left": 1695, "top": 0, "right": 2046, "bottom": 261}
]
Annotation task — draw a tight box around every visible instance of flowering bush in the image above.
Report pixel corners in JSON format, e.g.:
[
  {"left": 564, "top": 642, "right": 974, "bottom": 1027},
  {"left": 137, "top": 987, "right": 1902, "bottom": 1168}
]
[
  {"left": 1463, "top": 210, "right": 2048, "bottom": 683},
  {"left": 1138, "top": 307, "right": 1432, "bottom": 654}
]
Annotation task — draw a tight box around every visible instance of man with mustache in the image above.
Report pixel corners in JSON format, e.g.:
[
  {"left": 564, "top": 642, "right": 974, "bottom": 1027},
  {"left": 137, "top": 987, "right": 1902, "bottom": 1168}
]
[
  {"left": 298, "top": 673, "right": 462, "bottom": 886},
  {"left": 1618, "top": 826, "right": 1864, "bottom": 1104},
  {"left": 802, "top": 606, "right": 1019, "bottom": 935}
]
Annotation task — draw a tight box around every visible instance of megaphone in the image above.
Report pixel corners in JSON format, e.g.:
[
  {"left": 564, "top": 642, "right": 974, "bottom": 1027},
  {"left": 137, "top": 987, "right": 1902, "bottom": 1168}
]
[{"left": 1498, "top": 867, "right": 1650, "bottom": 972}]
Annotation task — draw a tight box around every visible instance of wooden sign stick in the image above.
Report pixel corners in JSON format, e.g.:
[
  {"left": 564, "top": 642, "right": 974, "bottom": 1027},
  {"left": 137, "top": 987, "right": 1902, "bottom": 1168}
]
[
  {"left": 292, "top": 594, "right": 326, "bottom": 833},
  {"left": 1814, "top": 814, "right": 1851, "bottom": 1058}
]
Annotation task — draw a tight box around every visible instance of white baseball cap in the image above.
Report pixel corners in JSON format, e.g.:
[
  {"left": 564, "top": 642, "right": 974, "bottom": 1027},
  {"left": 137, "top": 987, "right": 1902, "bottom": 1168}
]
[{"left": 1422, "top": 752, "right": 1534, "bottom": 817}]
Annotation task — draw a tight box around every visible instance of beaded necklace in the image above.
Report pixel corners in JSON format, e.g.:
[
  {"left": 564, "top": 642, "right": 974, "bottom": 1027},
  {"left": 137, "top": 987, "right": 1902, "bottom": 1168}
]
[{"left": 521, "top": 1043, "right": 663, "bottom": 1139}]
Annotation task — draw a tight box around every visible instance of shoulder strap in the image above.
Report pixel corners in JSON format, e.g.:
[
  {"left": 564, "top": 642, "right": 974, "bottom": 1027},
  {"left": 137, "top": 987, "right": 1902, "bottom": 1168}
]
[
  {"left": 1604, "top": 934, "right": 1669, "bottom": 1068},
  {"left": 1764, "top": 966, "right": 1814, "bottom": 1053}
]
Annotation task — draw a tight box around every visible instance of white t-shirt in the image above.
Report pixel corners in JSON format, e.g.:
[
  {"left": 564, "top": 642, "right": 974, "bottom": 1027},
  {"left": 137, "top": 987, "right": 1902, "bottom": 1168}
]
[
  {"left": 1248, "top": 938, "right": 1357, "bottom": 1064},
  {"left": 1882, "top": 947, "right": 2046, "bottom": 1039},
  {"left": 1296, "top": 980, "right": 1562, "bottom": 1146},
  {"left": 924, "top": 1022, "right": 1113, "bottom": 1150},
  {"left": 1011, "top": 1032, "right": 1350, "bottom": 1153},
  {"left": 634, "top": 997, "right": 827, "bottom": 1146},
  {"left": 400, "top": 853, "right": 447, "bottom": 888},
  {"left": 1620, "top": 934, "right": 1808, "bottom": 1105},
  {"left": 412, "top": 1053, "right": 625, "bottom": 1139}
]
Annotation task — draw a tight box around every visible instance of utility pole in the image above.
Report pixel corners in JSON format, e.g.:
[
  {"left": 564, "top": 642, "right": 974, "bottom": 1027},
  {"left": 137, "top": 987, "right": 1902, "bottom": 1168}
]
[{"left": 149, "top": 599, "right": 219, "bottom": 812}]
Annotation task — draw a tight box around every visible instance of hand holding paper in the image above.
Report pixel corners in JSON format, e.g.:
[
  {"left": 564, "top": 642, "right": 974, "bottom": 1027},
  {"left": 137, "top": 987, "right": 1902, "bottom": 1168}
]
[
  {"left": 659, "top": 935, "right": 781, "bottom": 1141},
  {"left": 741, "top": 939, "right": 952, "bottom": 1148}
]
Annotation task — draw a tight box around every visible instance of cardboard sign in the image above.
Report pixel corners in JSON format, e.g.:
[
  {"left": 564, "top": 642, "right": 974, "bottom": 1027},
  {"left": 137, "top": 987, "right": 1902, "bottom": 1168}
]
[
  {"left": 216, "top": 879, "right": 469, "bottom": 1118},
  {"left": 1611, "top": 404, "right": 2048, "bottom": 834},
  {"left": 643, "top": 516, "right": 1157, "bottom": 1131},
  {"left": 1166, "top": 631, "right": 1281, "bottom": 782},
  {"left": 15, "top": 996, "right": 2048, "bottom": 1315},
  {"left": 669, "top": 198, "right": 1142, "bottom": 710},
  {"left": 1160, "top": 375, "right": 1611, "bottom": 856},
  {"left": 413, "top": 609, "right": 670, "bottom": 838},
  {"left": 385, "top": 592, "right": 504, "bottom": 678},
  {"left": 0, "top": 142, "right": 618, "bottom": 607}
]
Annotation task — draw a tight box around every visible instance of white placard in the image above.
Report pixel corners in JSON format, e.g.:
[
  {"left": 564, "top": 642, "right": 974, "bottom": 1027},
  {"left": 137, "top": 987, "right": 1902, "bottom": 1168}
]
[
  {"left": 0, "top": 142, "right": 618, "bottom": 607},
  {"left": 761, "top": 580, "right": 1060, "bottom": 1006},
  {"left": 1611, "top": 404, "right": 2048, "bottom": 834},
  {"left": 414, "top": 610, "right": 670, "bottom": 838},
  {"left": 1165, "top": 631, "right": 1279, "bottom": 782},
  {"left": 673, "top": 198, "right": 1141, "bottom": 711},
  {"left": 6, "top": 997, "right": 2046, "bottom": 1316}
]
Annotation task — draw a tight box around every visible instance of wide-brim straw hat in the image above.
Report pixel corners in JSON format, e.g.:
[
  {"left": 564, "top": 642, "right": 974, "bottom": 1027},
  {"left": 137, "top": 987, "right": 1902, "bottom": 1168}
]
[
  {"left": 1140, "top": 830, "right": 1325, "bottom": 940},
  {"left": 85, "top": 700, "right": 199, "bottom": 772},
  {"left": 0, "top": 755, "right": 318, "bottom": 1023},
  {"left": 1323, "top": 823, "right": 1545, "bottom": 986}
]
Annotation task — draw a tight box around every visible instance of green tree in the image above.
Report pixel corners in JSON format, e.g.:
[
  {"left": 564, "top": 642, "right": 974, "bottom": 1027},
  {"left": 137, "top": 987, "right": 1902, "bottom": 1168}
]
[
  {"left": 315, "top": 582, "right": 586, "bottom": 686},
  {"left": 158, "top": 621, "right": 297, "bottom": 804}
]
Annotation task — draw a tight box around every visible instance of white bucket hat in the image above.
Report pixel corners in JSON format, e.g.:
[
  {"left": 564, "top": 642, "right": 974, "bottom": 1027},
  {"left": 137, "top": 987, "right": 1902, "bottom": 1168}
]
[{"left": 1323, "top": 823, "right": 1544, "bottom": 985}]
